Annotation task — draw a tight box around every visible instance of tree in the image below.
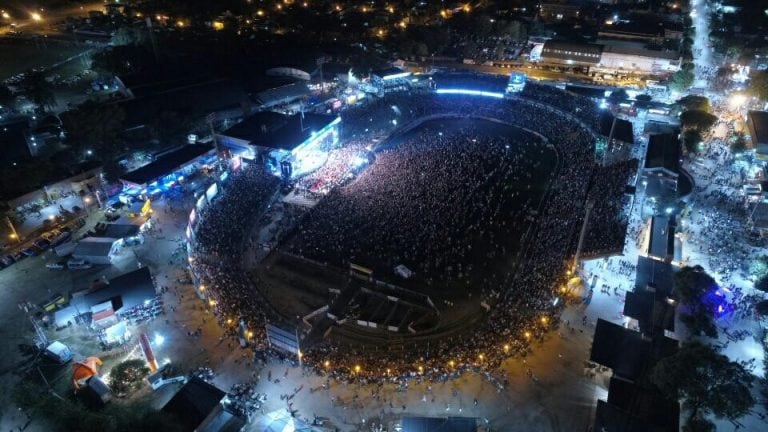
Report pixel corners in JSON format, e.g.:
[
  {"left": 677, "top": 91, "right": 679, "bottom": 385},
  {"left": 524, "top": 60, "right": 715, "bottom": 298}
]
[
  {"left": 108, "top": 359, "right": 150, "bottom": 396},
  {"left": 150, "top": 110, "right": 196, "bottom": 146},
  {"left": 91, "top": 45, "right": 156, "bottom": 77},
  {"left": 634, "top": 94, "right": 652, "bottom": 109},
  {"left": 682, "top": 129, "right": 703, "bottom": 154},
  {"left": 677, "top": 95, "right": 711, "bottom": 113},
  {"left": 669, "top": 69, "right": 695, "bottom": 93},
  {"left": 651, "top": 341, "right": 755, "bottom": 428},
  {"left": 21, "top": 70, "right": 56, "bottom": 111},
  {"left": 674, "top": 266, "right": 719, "bottom": 337},
  {"left": 60, "top": 101, "right": 126, "bottom": 157},
  {"left": 680, "top": 110, "right": 717, "bottom": 132},
  {"left": 0, "top": 84, "right": 13, "bottom": 108},
  {"left": 607, "top": 89, "right": 629, "bottom": 104},
  {"left": 731, "top": 131, "right": 748, "bottom": 153},
  {"left": 683, "top": 417, "right": 716, "bottom": 432},
  {"left": 750, "top": 71, "right": 768, "bottom": 102},
  {"left": 755, "top": 300, "right": 768, "bottom": 317},
  {"left": 755, "top": 274, "right": 768, "bottom": 293},
  {"left": 102, "top": 160, "right": 125, "bottom": 184}
]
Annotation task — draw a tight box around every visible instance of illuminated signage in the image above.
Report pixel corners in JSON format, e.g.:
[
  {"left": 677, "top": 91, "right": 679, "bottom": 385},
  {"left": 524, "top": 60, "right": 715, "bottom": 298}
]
[{"left": 435, "top": 88, "right": 505, "bottom": 99}]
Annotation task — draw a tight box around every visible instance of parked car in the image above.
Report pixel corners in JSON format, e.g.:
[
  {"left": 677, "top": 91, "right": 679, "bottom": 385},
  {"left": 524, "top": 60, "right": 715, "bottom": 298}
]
[
  {"left": 33, "top": 239, "right": 51, "bottom": 250},
  {"left": 46, "top": 262, "right": 65, "bottom": 270},
  {"left": 52, "top": 232, "right": 72, "bottom": 246},
  {"left": 12, "top": 252, "right": 25, "bottom": 261},
  {"left": 21, "top": 247, "right": 41, "bottom": 257},
  {"left": 67, "top": 258, "right": 92, "bottom": 270},
  {"left": 0, "top": 255, "right": 14, "bottom": 266}
]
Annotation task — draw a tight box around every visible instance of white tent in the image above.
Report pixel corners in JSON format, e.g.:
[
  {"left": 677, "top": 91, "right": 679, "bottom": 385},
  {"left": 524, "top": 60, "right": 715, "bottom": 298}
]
[{"left": 254, "top": 409, "right": 315, "bottom": 432}]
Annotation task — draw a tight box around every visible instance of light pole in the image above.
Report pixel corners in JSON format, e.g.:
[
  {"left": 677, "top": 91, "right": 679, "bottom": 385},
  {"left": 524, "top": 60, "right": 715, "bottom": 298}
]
[{"left": 5, "top": 216, "right": 20, "bottom": 243}]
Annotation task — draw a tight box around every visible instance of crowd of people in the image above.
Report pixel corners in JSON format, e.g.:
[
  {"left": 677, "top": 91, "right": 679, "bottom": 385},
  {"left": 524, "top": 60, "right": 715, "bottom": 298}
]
[
  {"left": 288, "top": 121, "right": 553, "bottom": 286},
  {"left": 581, "top": 159, "right": 639, "bottom": 257},
  {"left": 189, "top": 164, "right": 281, "bottom": 348},
  {"left": 185, "top": 85, "right": 637, "bottom": 382},
  {"left": 521, "top": 83, "right": 602, "bottom": 130}
]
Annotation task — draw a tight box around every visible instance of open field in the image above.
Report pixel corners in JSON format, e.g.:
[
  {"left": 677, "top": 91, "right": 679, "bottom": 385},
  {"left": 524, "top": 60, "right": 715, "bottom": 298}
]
[{"left": 0, "top": 38, "right": 89, "bottom": 80}]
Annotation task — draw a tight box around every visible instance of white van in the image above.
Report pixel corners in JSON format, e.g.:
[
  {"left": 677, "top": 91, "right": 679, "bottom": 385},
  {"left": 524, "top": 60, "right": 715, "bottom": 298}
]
[{"left": 67, "top": 258, "right": 92, "bottom": 270}]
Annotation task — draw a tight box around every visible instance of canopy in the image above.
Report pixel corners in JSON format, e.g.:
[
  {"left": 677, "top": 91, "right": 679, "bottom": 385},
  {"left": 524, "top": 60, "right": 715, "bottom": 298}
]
[{"left": 254, "top": 409, "right": 314, "bottom": 432}]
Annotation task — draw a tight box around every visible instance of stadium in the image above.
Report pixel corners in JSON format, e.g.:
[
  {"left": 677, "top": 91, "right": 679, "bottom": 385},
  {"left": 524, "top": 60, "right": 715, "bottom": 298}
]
[{"left": 186, "top": 73, "right": 639, "bottom": 381}]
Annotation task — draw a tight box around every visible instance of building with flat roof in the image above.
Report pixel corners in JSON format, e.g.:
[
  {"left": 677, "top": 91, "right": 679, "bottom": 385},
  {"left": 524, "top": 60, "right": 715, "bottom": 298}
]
[
  {"left": 254, "top": 82, "right": 312, "bottom": 112},
  {"left": 643, "top": 132, "right": 681, "bottom": 195},
  {"left": 748, "top": 111, "right": 768, "bottom": 159},
  {"left": 162, "top": 377, "right": 245, "bottom": 432},
  {"left": 53, "top": 267, "right": 158, "bottom": 324},
  {"left": 540, "top": 40, "right": 603, "bottom": 67},
  {"left": 596, "top": 44, "right": 681, "bottom": 74},
  {"left": 119, "top": 144, "right": 215, "bottom": 190},
  {"left": 72, "top": 237, "right": 120, "bottom": 265},
  {"left": 590, "top": 319, "right": 678, "bottom": 382},
  {"left": 217, "top": 111, "right": 340, "bottom": 178},
  {"left": 370, "top": 67, "right": 412, "bottom": 94},
  {"left": 648, "top": 216, "right": 676, "bottom": 262}
]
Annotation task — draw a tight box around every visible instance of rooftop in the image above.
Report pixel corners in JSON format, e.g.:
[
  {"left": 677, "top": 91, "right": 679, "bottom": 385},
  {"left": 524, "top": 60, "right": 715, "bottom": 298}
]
[
  {"left": 645, "top": 132, "right": 681, "bottom": 174},
  {"left": 590, "top": 319, "right": 678, "bottom": 381},
  {"left": 600, "top": 112, "right": 635, "bottom": 144},
  {"left": 54, "top": 268, "right": 157, "bottom": 323},
  {"left": 219, "top": 111, "right": 338, "bottom": 151},
  {"left": 162, "top": 377, "right": 226, "bottom": 432},
  {"left": 648, "top": 216, "right": 675, "bottom": 260},
  {"left": 73, "top": 237, "right": 118, "bottom": 258},
  {"left": 601, "top": 44, "right": 681, "bottom": 61},
  {"left": 623, "top": 290, "right": 676, "bottom": 335},
  {"left": 541, "top": 40, "right": 603, "bottom": 64},
  {"left": 85, "top": 267, "right": 156, "bottom": 312},
  {"left": 634, "top": 256, "right": 677, "bottom": 295},
  {"left": 748, "top": 110, "right": 768, "bottom": 145},
  {"left": 120, "top": 144, "right": 214, "bottom": 186},
  {"left": 254, "top": 82, "right": 311, "bottom": 108},
  {"left": 100, "top": 223, "right": 140, "bottom": 239}
]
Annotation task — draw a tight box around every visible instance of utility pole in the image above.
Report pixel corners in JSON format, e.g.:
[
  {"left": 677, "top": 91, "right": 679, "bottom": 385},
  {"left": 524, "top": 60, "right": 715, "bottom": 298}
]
[
  {"left": 5, "top": 216, "right": 20, "bottom": 243},
  {"left": 20, "top": 302, "right": 48, "bottom": 347}
]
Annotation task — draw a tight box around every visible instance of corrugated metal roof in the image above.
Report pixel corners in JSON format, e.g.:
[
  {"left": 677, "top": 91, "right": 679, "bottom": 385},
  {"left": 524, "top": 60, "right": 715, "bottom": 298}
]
[{"left": 73, "top": 237, "right": 118, "bottom": 257}]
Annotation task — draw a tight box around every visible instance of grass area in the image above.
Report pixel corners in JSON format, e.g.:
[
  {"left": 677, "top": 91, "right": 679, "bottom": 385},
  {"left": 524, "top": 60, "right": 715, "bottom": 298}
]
[{"left": 0, "top": 39, "right": 89, "bottom": 80}]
